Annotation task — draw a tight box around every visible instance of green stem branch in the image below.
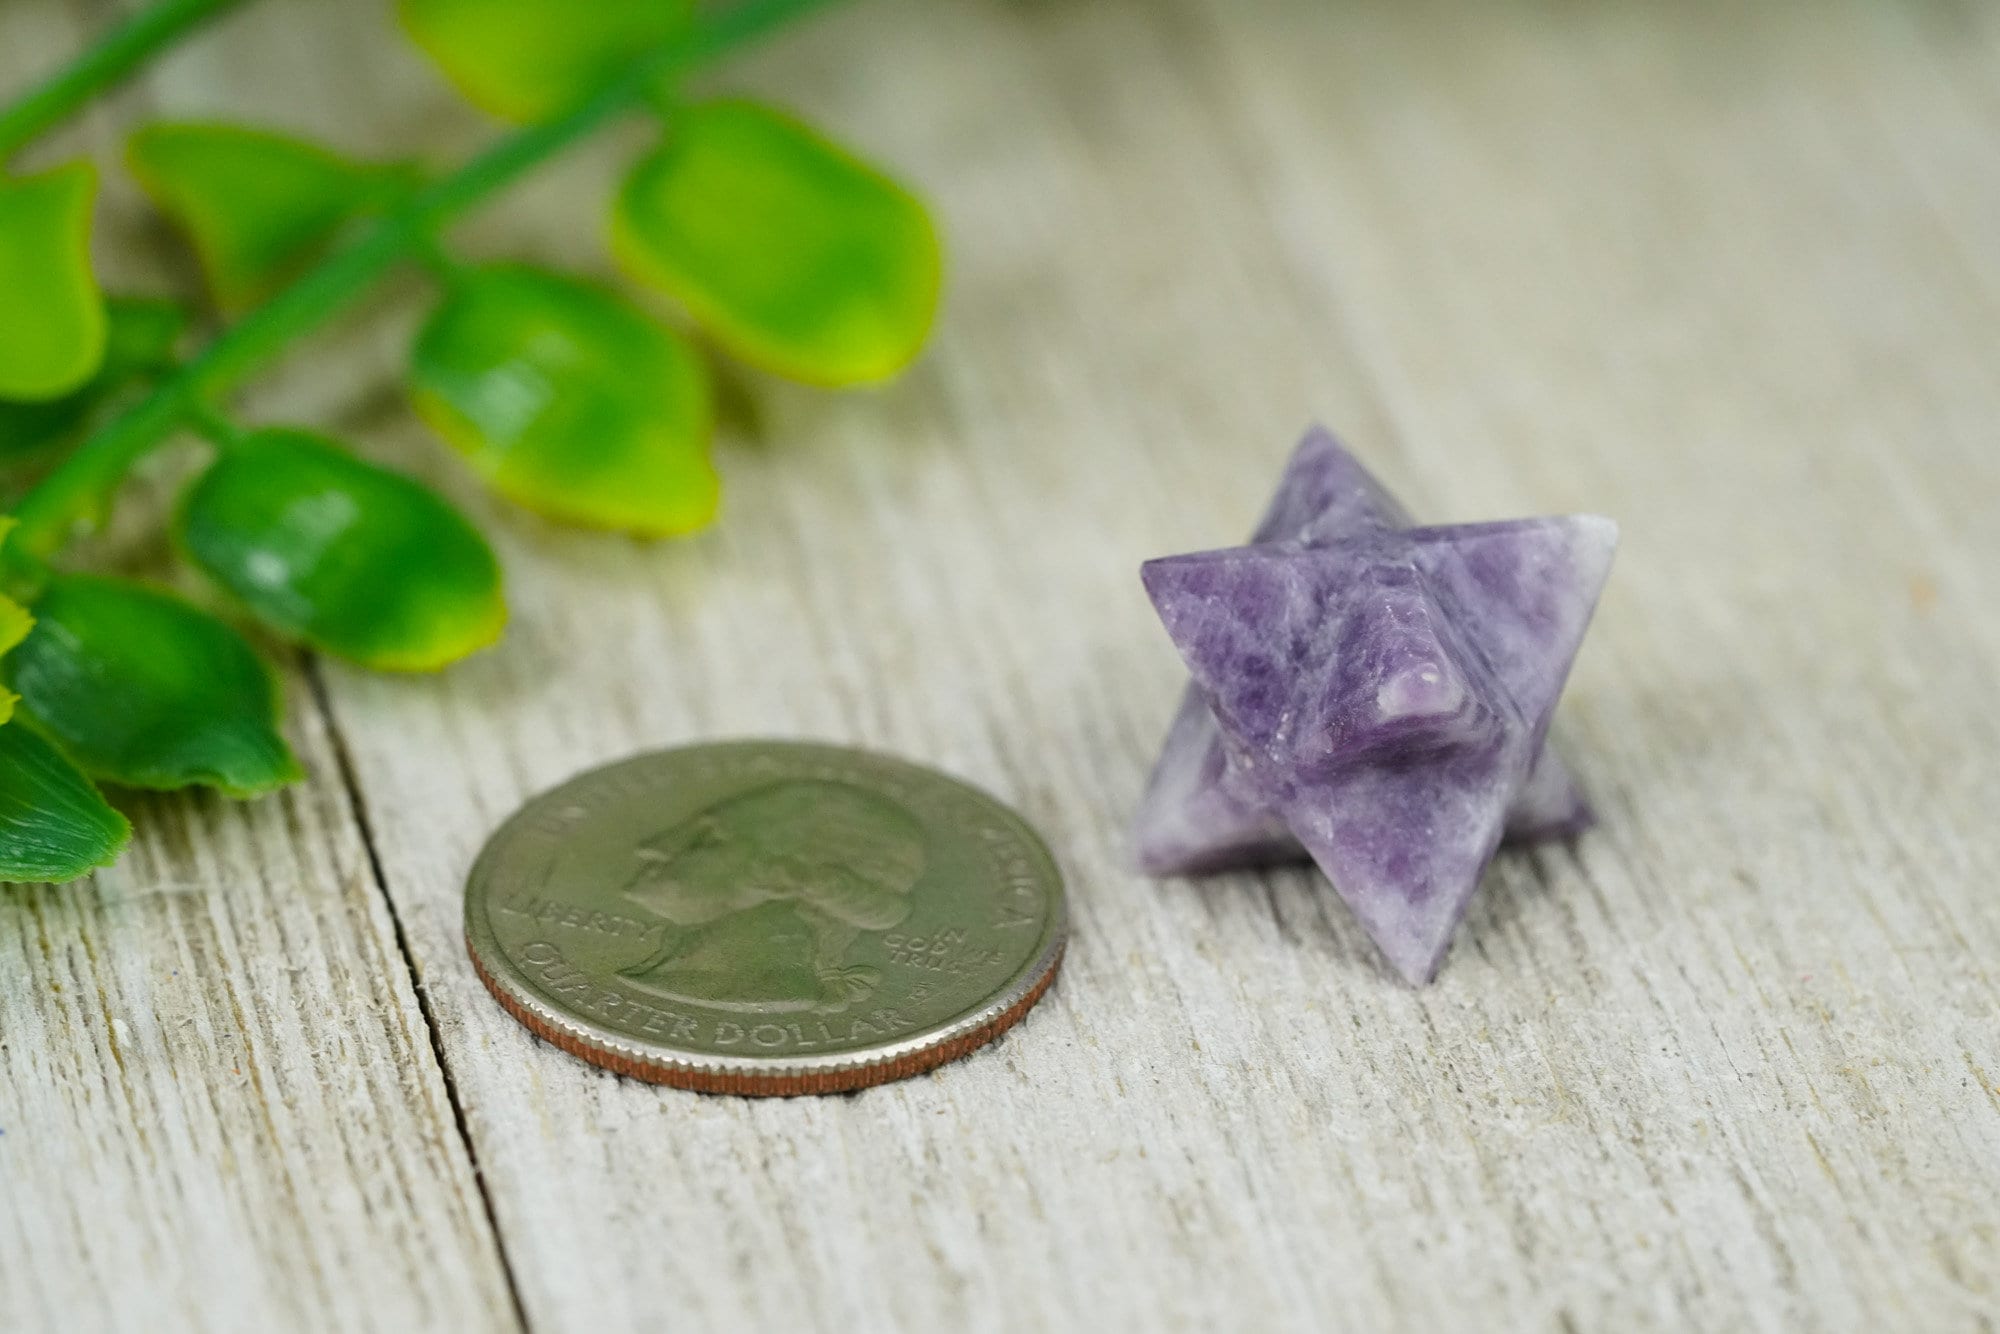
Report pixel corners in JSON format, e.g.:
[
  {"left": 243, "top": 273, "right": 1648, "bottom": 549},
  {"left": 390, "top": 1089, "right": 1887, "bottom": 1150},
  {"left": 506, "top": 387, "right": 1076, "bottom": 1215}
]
[
  {"left": 9, "top": 0, "right": 838, "bottom": 560},
  {"left": 0, "top": 0, "right": 250, "bottom": 165}
]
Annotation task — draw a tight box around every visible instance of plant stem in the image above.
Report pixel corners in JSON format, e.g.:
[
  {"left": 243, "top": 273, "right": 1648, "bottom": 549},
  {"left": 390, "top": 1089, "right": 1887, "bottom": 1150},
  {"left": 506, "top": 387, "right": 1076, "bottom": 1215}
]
[
  {"left": 8, "top": 0, "right": 840, "bottom": 561},
  {"left": 0, "top": 0, "right": 250, "bottom": 165}
]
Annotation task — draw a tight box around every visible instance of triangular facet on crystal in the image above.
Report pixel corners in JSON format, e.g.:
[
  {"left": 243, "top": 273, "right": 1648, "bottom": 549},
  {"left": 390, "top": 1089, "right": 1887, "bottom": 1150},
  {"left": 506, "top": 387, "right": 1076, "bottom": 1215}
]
[
  {"left": 1410, "top": 516, "right": 1618, "bottom": 741},
  {"left": 1280, "top": 740, "right": 1520, "bottom": 983},
  {"left": 1130, "top": 686, "right": 1300, "bottom": 876},
  {"left": 1251, "top": 424, "right": 1411, "bottom": 546}
]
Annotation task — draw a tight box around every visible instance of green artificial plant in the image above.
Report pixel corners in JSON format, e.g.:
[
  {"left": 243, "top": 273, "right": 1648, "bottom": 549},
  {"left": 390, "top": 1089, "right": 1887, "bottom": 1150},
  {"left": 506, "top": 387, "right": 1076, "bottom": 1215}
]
[{"left": 0, "top": 0, "right": 940, "bottom": 882}]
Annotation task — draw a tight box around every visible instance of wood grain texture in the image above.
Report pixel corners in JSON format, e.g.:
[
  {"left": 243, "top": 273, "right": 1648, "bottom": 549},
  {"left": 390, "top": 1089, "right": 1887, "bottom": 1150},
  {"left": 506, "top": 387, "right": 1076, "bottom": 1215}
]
[
  {"left": 7, "top": 0, "right": 2000, "bottom": 1330},
  {"left": 0, "top": 684, "right": 518, "bottom": 1332}
]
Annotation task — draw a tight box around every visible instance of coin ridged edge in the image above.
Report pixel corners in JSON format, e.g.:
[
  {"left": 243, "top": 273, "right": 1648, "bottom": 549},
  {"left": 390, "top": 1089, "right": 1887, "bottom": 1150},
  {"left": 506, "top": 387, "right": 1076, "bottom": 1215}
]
[{"left": 468, "top": 931, "right": 1065, "bottom": 1096}]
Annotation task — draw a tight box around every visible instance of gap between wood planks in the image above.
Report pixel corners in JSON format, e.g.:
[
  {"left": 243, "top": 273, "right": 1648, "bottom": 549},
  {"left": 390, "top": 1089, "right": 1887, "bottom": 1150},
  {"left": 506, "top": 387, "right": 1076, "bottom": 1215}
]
[{"left": 302, "top": 656, "right": 533, "bottom": 1334}]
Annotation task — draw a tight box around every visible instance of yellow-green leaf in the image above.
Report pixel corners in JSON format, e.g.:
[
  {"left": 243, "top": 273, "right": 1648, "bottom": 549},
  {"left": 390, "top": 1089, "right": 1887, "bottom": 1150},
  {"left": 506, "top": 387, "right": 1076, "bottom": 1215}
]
[
  {"left": 398, "top": 0, "right": 691, "bottom": 122},
  {"left": 128, "top": 123, "right": 418, "bottom": 312},
  {"left": 0, "top": 516, "right": 26, "bottom": 724},
  {"left": 1, "top": 297, "right": 187, "bottom": 466},
  {"left": 0, "top": 723, "right": 130, "bottom": 884},
  {"left": 0, "top": 592, "right": 26, "bottom": 658},
  {"left": 3, "top": 575, "right": 300, "bottom": 795},
  {"left": 612, "top": 100, "right": 941, "bottom": 387},
  {"left": 408, "top": 264, "right": 715, "bottom": 537},
  {"left": 0, "top": 162, "right": 107, "bottom": 400},
  {"left": 0, "top": 591, "right": 27, "bottom": 726},
  {"left": 178, "top": 428, "right": 506, "bottom": 671}
]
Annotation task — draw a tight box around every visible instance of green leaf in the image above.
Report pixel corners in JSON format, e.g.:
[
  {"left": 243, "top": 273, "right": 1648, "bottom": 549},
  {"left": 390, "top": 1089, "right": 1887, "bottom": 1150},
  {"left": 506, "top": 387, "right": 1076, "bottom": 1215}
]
[
  {"left": 611, "top": 100, "right": 941, "bottom": 387},
  {"left": 0, "top": 162, "right": 107, "bottom": 400},
  {"left": 0, "top": 541, "right": 124, "bottom": 886},
  {"left": 178, "top": 428, "right": 506, "bottom": 671},
  {"left": 0, "top": 723, "right": 130, "bottom": 884},
  {"left": 408, "top": 264, "right": 716, "bottom": 536},
  {"left": 398, "top": 0, "right": 692, "bottom": 122},
  {"left": 1, "top": 297, "right": 188, "bottom": 465},
  {"left": 0, "top": 517, "right": 28, "bottom": 724},
  {"left": 0, "top": 592, "right": 27, "bottom": 659},
  {"left": 128, "top": 123, "right": 419, "bottom": 312},
  {"left": 0, "top": 596, "right": 27, "bottom": 727},
  {"left": 3, "top": 575, "right": 301, "bottom": 795}
]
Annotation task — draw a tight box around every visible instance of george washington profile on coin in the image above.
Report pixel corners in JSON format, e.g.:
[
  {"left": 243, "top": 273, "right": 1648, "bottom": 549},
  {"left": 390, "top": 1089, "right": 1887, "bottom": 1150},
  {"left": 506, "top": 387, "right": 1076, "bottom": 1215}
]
[{"left": 615, "top": 780, "right": 925, "bottom": 1015}]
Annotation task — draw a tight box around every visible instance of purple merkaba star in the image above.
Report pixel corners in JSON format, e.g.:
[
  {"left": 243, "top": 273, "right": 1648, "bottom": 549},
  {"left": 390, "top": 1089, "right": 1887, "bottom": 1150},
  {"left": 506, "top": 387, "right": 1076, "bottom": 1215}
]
[{"left": 1133, "top": 426, "right": 1617, "bottom": 983}]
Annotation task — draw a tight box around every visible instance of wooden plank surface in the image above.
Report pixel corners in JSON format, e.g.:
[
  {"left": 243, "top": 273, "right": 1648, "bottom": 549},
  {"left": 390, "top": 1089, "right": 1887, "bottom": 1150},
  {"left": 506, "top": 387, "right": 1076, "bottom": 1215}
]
[
  {"left": 6, "top": 0, "right": 2000, "bottom": 1330},
  {"left": 0, "top": 705, "right": 519, "bottom": 1332}
]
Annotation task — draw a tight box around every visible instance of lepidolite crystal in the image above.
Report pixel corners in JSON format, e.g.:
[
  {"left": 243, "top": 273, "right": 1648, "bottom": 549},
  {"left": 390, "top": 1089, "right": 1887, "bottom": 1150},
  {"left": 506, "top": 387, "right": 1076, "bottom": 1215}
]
[{"left": 1134, "top": 427, "right": 1617, "bottom": 983}]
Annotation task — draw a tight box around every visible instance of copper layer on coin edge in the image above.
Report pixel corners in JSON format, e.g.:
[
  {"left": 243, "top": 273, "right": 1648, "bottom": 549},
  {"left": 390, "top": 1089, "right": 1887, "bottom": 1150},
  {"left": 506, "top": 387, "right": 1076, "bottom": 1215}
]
[{"left": 469, "top": 935, "right": 1065, "bottom": 1096}]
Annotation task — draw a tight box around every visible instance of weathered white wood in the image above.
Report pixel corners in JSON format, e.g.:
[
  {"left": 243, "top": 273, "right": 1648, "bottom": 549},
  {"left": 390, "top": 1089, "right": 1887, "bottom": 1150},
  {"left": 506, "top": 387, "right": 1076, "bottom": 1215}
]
[
  {"left": 0, "top": 691, "right": 519, "bottom": 1332},
  {"left": 7, "top": 0, "right": 2000, "bottom": 1329}
]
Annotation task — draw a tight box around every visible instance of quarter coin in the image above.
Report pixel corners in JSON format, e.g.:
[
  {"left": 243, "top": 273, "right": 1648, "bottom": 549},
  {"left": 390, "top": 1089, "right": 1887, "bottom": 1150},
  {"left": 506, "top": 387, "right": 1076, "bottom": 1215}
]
[{"left": 464, "top": 741, "right": 1066, "bottom": 1095}]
